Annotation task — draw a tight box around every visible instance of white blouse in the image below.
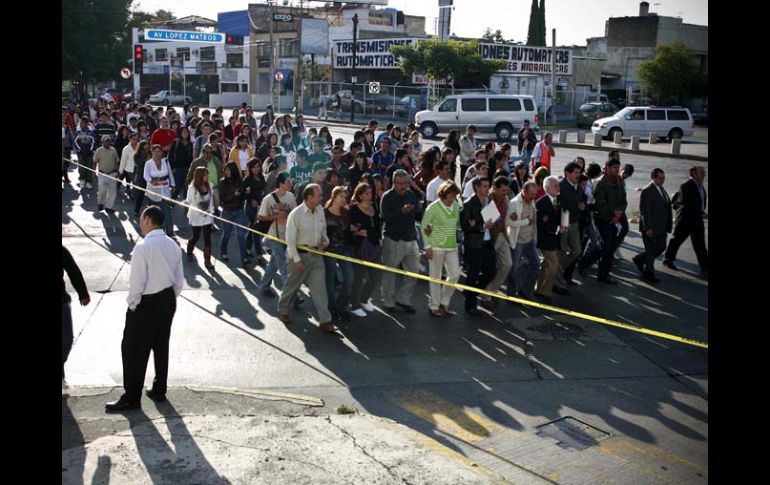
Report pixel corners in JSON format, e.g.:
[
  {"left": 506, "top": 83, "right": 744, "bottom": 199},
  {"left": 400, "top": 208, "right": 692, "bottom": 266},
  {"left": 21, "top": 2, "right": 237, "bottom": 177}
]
[
  {"left": 143, "top": 158, "right": 175, "bottom": 202},
  {"left": 185, "top": 182, "right": 214, "bottom": 227}
]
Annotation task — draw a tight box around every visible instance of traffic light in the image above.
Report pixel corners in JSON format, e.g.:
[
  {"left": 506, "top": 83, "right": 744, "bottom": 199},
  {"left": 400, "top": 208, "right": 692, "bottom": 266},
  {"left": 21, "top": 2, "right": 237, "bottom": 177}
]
[
  {"left": 225, "top": 34, "right": 244, "bottom": 46},
  {"left": 134, "top": 44, "right": 144, "bottom": 74}
]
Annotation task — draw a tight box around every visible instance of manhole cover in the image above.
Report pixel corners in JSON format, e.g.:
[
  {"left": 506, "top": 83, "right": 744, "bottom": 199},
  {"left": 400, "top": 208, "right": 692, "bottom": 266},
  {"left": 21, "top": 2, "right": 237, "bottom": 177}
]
[
  {"left": 527, "top": 321, "right": 584, "bottom": 339},
  {"left": 536, "top": 416, "right": 611, "bottom": 450}
]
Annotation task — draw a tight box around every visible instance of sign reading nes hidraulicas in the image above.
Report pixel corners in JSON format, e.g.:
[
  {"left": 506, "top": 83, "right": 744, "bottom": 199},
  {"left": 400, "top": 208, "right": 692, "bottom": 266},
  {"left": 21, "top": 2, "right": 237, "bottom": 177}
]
[
  {"left": 333, "top": 38, "right": 418, "bottom": 69},
  {"left": 479, "top": 43, "right": 572, "bottom": 75}
]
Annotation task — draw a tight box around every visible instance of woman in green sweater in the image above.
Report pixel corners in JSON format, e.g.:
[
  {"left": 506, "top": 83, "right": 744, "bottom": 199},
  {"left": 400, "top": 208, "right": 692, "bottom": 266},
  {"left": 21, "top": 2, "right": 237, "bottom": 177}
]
[{"left": 421, "top": 180, "right": 462, "bottom": 317}]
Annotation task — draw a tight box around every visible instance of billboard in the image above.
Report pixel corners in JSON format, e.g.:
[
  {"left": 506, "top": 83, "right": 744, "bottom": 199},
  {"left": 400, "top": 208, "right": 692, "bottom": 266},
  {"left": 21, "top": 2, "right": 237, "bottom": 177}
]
[
  {"left": 332, "top": 37, "right": 419, "bottom": 69},
  {"left": 479, "top": 43, "right": 573, "bottom": 75},
  {"left": 301, "top": 18, "right": 329, "bottom": 55}
]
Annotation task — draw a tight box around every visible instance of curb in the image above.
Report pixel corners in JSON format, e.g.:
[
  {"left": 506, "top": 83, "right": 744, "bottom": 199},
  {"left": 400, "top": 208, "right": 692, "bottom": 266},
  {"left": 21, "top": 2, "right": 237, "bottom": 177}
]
[{"left": 553, "top": 142, "right": 708, "bottom": 162}]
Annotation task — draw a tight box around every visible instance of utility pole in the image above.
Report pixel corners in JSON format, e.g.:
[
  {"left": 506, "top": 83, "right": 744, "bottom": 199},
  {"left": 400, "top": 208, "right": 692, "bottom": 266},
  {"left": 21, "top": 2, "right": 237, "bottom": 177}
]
[
  {"left": 269, "top": 1, "right": 276, "bottom": 110},
  {"left": 551, "top": 28, "right": 556, "bottom": 124},
  {"left": 350, "top": 13, "right": 358, "bottom": 124}
]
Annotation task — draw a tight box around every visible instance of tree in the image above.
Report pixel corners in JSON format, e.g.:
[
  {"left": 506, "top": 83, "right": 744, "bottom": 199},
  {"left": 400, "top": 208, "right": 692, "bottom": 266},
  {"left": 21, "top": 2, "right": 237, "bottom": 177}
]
[
  {"left": 526, "top": 0, "right": 540, "bottom": 46},
  {"left": 390, "top": 39, "right": 506, "bottom": 89},
  {"left": 539, "top": 0, "right": 547, "bottom": 46},
  {"left": 482, "top": 28, "right": 507, "bottom": 44},
  {"left": 62, "top": 0, "right": 134, "bottom": 100},
  {"left": 637, "top": 43, "right": 704, "bottom": 105}
]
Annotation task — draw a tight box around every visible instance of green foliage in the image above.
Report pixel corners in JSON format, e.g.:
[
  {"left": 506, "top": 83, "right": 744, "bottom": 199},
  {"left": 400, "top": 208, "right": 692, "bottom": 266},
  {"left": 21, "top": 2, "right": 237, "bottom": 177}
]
[
  {"left": 526, "top": 0, "right": 540, "bottom": 46},
  {"left": 637, "top": 43, "right": 705, "bottom": 104},
  {"left": 539, "top": 0, "right": 547, "bottom": 46},
  {"left": 391, "top": 40, "right": 506, "bottom": 88},
  {"left": 482, "top": 28, "right": 508, "bottom": 44},
  {"left": 336, "top": 405, "right": 357, "bottom": 415}
]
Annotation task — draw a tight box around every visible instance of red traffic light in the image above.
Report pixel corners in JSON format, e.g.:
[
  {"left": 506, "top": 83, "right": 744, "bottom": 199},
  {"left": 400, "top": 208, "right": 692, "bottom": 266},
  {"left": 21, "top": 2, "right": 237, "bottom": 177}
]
[{"left": 227, "top": 35, "right": 234, "bottom": 42}]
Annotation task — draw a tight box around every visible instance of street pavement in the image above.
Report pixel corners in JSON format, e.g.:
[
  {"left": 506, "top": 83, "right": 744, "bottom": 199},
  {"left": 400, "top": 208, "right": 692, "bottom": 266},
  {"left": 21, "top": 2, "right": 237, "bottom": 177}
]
[{"left": 62, "top": 127, "right": 708, "bottom": 484}]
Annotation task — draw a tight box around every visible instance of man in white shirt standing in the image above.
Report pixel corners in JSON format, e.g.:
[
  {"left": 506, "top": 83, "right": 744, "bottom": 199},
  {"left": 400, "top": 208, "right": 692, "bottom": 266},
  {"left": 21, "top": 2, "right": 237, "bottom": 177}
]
[
  {"left": 425, "top": 160, "right": 452, "bottom": 205},
  {"left": 106, "top": 206, "right": 184, "bottom": 412}
]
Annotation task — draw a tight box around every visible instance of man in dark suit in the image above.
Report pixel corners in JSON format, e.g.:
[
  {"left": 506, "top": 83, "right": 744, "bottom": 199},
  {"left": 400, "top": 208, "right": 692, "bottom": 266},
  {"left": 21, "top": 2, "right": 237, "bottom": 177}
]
[
  {"left": 663, "top": 166, "right": 708, "bottom": 277},
  {"left": 460, "top": 176, "right": 497, "bottom": 316},
  {"left": 633, "top": 168, "right": 672, "bottom": 283},
  {"left": 535, "top": 176, "right": 568, "bottom": 304}
]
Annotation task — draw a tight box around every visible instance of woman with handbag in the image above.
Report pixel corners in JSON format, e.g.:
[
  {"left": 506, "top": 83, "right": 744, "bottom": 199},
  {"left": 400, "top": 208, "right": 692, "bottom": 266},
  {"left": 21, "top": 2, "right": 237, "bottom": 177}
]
[
  {"left": 185, "top": 166, "right": 215, "bottom": 269},
  {"left": 348, "top": 183, "right": 383, "bottom": 317},
  {"left": 421, "top": 180, "right": 462, "bottom": 317},
  {"left": 324, "top": 187, "right": 356, "bottom": 320}
]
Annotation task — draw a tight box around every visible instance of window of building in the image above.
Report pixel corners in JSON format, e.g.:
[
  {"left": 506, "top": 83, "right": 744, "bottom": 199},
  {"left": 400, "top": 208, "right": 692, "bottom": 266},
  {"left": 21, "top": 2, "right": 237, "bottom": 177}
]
[
  {"left": 279, "top": 38, "right": 297, "bottom": 58},
  {"left": 226, "top": 53, "right": 243, "bottom": 68},
  {"left": 155, "top": 48, "right": 167, "bottom": 62},
  {"left": 221, "top": 83, "right": 240, "bottom": 93},
  {"left": 200, "top": 47, "right": 215, "bottom": 61},
  {"left": 176, "top": 47, "right": 190, "bottom": 62},
  {"left": 242, "top": 84, "right": 248, "bottom": 93}
]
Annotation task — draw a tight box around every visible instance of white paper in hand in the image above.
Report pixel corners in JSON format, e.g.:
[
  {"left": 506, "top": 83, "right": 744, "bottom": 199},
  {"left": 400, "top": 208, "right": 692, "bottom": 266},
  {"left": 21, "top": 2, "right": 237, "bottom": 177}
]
[{"left": 481, "top": 201, "right": 501, "bottom": 223}]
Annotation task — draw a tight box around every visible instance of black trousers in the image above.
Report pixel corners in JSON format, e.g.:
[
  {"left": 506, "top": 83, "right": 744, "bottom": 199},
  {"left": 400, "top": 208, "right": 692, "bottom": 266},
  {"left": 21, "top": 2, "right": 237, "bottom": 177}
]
[
  {"left": 597, "top": 220, "right": 620, "bottom": 280},
  {"left": 62, "top": 301, "right": 73, "bottom": 380},
  {"left": 639, "top": 234, "right": 667, "bottom": 274},
  {"left": 121, "top": 287, "right": 176, "bottom": 402},
  {"left": 190, "top": 224, "right": 212, "bottom": 248},
  {"left": 665, "top": 221, "right": 708, "bottom": 272},
  {"left": 463, "top": 242, "right": 496, "bottom": 310}
]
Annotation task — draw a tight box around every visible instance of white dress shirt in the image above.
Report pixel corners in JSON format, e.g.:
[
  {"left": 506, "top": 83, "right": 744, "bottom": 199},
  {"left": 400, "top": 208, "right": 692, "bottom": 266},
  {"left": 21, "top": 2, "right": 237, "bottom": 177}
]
[
  {"left": 127, "top": 229, "right": 184, "bottom": 311},
  {"left": 119, "top": 143, "right": 136, "bottom": 174},
  {"left": 426, "top": 175, "right": 449, "bottom": 203}
]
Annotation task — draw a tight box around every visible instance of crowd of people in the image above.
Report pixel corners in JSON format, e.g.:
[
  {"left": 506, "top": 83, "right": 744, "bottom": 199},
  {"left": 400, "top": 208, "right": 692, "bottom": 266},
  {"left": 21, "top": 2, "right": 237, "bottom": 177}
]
[{"left": 62, "top": 99, "right": 709, "bottom": 334}]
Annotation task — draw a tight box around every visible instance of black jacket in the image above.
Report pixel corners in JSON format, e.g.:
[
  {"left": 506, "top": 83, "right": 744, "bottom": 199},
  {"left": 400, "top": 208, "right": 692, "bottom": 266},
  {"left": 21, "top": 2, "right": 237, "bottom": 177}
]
[
  {"left": 558, "top": 178, "right": 586, "bottom": 224},
  {"left": 518, "top": 128, "right": 538, "bottom": 152},
  {"left": 461, "top": 194, "right": 491, "bottom": 249},
  {"left": 219, "top": 178, "right": 245, "bottom": 211},
  {"left": 380, "top": 188, "right": 419, "bottom": 241},
  {"left": 536, "top": 195, "right": 562, "bottom": 251},
  {"left": 640, "top": 182, "right": 673, "bottom": 236},
  {"left": 674, "top": 179, "right": 706, "bottom": 228}
]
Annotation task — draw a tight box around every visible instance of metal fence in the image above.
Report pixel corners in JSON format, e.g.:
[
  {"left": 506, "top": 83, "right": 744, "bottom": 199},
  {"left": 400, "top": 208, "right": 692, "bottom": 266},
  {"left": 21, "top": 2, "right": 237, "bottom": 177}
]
[{"left": 300, "top": 80, "right": 586, "bottom": 125}]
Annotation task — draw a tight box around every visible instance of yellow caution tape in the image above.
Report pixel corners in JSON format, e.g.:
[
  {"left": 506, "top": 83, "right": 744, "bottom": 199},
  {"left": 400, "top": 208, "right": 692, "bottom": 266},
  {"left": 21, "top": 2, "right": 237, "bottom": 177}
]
[{"left": 65, "top": 158, "right": 708, "bottom": 349}]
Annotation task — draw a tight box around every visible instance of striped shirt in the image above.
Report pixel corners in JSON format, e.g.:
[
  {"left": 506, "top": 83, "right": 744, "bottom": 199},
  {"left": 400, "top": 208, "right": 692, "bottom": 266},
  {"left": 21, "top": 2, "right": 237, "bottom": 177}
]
[{"left": 421, "top": 199, "right": 461, "bottom": 250}]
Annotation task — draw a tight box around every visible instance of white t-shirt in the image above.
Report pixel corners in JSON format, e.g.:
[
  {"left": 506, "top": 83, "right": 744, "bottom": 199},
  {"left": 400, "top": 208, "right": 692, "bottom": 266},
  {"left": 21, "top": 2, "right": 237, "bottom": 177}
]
[{"left": 426, "top": 175, "right": 449, "bottom": 203}]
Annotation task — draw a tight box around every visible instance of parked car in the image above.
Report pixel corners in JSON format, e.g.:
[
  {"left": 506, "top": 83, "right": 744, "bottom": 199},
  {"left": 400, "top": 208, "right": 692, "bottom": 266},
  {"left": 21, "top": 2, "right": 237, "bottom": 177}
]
[
  {"left": 390, "top": 94, "right": 429, "bottom": 117},
  {"left": 415, "top": 94, "right": 539, "bottom": 141},
  {"left": 330, "top": 90, "right": 386, "bottom": 113},
  {"left": 576, "top": 102, "right": 620, "bottom": 128},
  {"left": 692, "top": 105, "right": 708, "bottom": 126},
  {"left": 591, "top": 106, "right": 694, "bottom": 141},
  {"left": 148, "top": 90, "right": 192, "bottom": 106}
]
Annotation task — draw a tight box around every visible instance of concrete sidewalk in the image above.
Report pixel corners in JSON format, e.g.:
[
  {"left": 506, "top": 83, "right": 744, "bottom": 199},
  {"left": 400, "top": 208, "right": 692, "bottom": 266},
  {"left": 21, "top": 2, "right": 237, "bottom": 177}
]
[{"left": 62, "top": 387, "right": 503, "bottom": 484}]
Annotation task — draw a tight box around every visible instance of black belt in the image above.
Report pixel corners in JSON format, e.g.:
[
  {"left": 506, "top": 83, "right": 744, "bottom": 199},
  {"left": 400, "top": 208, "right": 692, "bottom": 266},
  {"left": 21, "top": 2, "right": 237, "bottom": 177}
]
[{"left": 142, "top": 286, "right": 175, "bottom": 300}]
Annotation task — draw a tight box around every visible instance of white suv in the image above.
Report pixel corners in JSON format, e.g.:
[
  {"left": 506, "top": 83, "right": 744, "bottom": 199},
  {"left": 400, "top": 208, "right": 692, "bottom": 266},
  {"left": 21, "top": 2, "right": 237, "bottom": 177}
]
[
  {"left": 416, "top": 94, "right": 539, "bottom": 141},
  {"left": 591, "top": 106, "right": 694, "bottom": 141}
]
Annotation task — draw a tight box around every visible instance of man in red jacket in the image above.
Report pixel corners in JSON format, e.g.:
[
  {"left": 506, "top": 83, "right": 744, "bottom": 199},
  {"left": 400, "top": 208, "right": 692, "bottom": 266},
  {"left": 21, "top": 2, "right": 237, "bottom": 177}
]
[{"left": 150, "top": 116, "right": 177, "bottom": 157}]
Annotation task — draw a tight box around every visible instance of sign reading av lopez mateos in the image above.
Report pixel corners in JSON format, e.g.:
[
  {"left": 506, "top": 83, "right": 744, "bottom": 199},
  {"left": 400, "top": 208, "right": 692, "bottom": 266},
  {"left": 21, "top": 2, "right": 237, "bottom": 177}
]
[{"left": 479, "top": 43, "right": 572, "bottom": 75}]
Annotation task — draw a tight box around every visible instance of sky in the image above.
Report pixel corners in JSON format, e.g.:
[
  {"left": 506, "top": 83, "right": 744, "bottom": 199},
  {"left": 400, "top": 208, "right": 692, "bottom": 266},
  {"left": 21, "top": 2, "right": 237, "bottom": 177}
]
[{"left": 132, "top": 0, "right": 708, "bottom": 47}]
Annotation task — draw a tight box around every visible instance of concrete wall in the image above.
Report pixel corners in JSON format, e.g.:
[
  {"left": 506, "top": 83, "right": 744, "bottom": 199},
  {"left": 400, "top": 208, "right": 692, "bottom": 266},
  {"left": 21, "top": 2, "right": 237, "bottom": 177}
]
[
  {"left": 657, "top": 18, "right": 708, "bottom": 54},
  {"left": 607, "top": 16, "right": 659, "bottom": 47},
  {"left": 572, "top": 57, "right": 604, "bottom": 89},
  {"left": 586, "top": 37, "right": 607, "bottom": 58}
]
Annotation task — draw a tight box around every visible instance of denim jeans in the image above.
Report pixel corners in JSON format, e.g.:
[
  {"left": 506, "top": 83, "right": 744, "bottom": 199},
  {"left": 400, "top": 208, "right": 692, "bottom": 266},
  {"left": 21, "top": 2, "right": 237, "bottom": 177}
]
[
  {"left": 220, "top": 208, "right": 248, "bottom": 260},
  {"left": 323, "top": 247, "right": 355, "bottom": 316},
  {"left": 172, "top": 167, "right": 188, "bottom": 199},
  {"left": 245, "top": 204, "right": 264, "bottom": 255},
  {"left": 152, "top": 199, "right": 174, "bottom": 236},
  {"left": 258, "top": 239, "right": 288, "bottom": 290}
]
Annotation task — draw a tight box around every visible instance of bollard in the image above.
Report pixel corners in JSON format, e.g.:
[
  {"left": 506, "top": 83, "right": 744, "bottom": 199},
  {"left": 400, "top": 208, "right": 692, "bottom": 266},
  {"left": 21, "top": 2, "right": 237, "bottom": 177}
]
[
  {"left": 631, "top": 136, "right": 640, "bottom": 150},
  {"left": 592, "top": 133, "right": 602, "bottom": 147},
  {"left": 649, "top": 132, "right": 658, "bottom": 144},
  {"left": 577, "top": 131, "right": 586, "bottom": 143},
  {"left": 558, "top": 130, "right": 567, "bottom": 143},
  {"left": 613, "top": 130, "right": 622, "bottom": 144},
  {"left": 671, "top": 139, "right": 681, "bottom": 155}
]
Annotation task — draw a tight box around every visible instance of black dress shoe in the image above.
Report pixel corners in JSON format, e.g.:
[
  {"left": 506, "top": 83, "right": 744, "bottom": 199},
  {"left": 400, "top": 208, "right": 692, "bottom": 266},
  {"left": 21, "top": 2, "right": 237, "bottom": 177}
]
[
  {"left": 262, "top": 287, "right": 277, "bottom": 298},
  {"left": 396, "top": 302, "right": 416, "bottom": 314},
  {"left": 642, "top": 272, "right": 661, "bottom": 283},
  {"left": 552, "top": 286, "right": 570, "bottom": 296},
  {"left": 632, "top": 255, "right": 645, "bottom": 274},
  {"left": 465, "top": 308, "right": 483, "bottom": 316},
  {"left": 662, "top": 260, "right": 678, "bottom": 271},
  {"left": 145, "top": 389, "right": 167, "bottom": 402},
  {"left": 293, "top": 296, "right": 305, "bottom": 308},
  {"left": 565, "top": 279, "right": 579, "bottom": 287},
  {"left": 105, "top": 396, "right": 141, "bottom": 412}
]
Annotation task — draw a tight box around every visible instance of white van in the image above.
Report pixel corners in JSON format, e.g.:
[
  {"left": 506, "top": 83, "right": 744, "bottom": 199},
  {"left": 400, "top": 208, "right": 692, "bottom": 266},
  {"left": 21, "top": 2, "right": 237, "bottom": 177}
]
[
  {"left": 415, "top": 94, "right": 539, "bottom": 141},
  {"left": 591, "top": 106, "right": 694, "bottom": 141}
]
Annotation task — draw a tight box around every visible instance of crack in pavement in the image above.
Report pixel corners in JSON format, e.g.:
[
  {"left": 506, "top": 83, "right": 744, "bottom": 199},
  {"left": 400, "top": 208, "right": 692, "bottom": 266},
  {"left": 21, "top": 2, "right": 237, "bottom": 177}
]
[{"left": 325, "top": 416, "right": 414, "bottom": 485}]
